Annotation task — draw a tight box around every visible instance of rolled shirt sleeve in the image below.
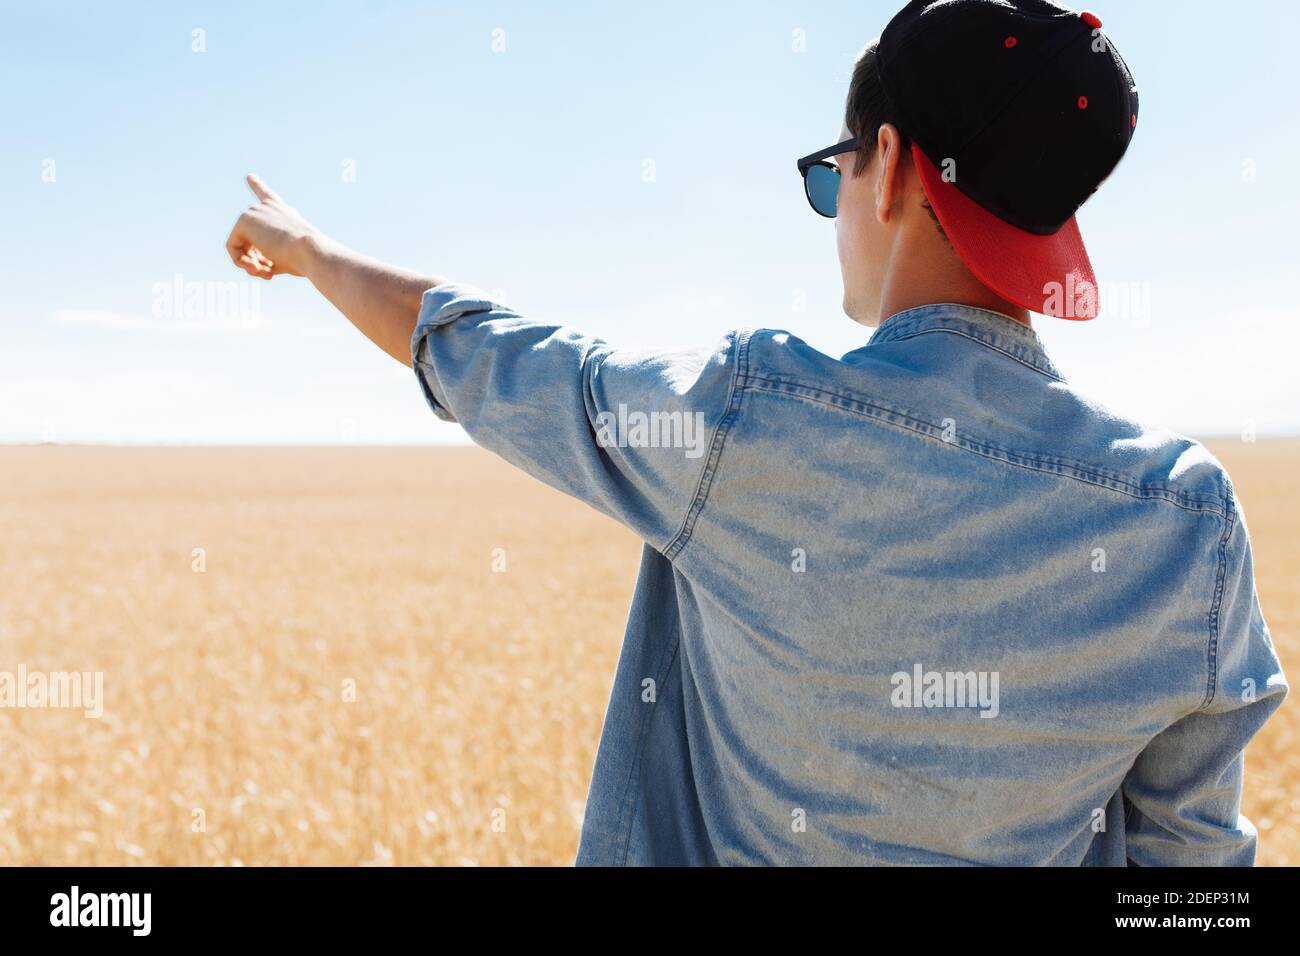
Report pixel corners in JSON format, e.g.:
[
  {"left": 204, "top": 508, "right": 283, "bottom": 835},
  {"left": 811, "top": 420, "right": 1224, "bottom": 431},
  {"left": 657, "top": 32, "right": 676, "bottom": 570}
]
[{"left": 410, "top": 282, "right": 743, "bottom": 553}]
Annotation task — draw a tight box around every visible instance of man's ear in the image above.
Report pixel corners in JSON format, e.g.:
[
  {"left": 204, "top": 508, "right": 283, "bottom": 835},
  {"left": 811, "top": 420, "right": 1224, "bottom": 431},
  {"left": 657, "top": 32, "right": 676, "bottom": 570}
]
[{"left": 874, "top": 123, "right": 904, "bottom": 225}]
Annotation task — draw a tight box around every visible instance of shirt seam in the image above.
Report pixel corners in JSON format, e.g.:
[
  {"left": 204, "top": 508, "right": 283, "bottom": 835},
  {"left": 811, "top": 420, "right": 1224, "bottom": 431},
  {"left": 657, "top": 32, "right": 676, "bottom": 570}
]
[
  {"left": 747, "top": 376, "right": 1227, "bottom": 516},
  {"left": 661, "top": 329, "right": 753, "bottom": 560},
  {"left": 1201, "top": 493, "right": 1237, "bottom": 711}
]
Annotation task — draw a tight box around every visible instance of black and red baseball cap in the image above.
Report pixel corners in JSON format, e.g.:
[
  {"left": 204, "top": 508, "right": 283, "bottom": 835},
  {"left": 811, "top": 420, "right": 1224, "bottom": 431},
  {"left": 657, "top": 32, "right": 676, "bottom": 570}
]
[{"left": 877, "top": 0, "right": 1138, "bottom": 319}]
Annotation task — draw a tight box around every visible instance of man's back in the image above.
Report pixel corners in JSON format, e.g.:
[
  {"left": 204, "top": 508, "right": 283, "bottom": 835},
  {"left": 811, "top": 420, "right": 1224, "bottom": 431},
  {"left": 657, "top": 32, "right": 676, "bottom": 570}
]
[{"left": 408, "top": 286, "right": 1287, "bottom": 865}]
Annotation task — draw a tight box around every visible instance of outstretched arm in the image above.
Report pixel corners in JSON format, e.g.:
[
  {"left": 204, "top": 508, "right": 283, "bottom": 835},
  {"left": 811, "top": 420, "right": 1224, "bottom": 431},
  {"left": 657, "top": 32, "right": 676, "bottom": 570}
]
[
  {"left": 223, "top": 171, "right": 742, "bottom": 554},
  {"left": 224, "top": 173, "right": 445, "bottom": 366}
]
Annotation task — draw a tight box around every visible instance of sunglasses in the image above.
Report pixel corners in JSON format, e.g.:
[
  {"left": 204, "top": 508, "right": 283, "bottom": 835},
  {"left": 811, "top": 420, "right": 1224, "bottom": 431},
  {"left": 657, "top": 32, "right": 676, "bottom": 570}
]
[{"left": 796, "top": 137, "right": 860, "bottom": 218}]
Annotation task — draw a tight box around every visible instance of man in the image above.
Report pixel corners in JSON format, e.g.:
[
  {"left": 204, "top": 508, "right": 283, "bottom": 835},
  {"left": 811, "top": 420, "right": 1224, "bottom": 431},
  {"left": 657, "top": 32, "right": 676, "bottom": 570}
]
[{"left": 226, "top": 0, "right": 1287, "bottom": 865}]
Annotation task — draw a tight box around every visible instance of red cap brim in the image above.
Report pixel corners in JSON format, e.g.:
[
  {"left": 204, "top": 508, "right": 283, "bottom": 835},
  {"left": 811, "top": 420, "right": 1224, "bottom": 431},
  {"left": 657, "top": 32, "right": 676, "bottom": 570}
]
[{"left": 913, "top": 144, "right": 1099, "bottom": 320}]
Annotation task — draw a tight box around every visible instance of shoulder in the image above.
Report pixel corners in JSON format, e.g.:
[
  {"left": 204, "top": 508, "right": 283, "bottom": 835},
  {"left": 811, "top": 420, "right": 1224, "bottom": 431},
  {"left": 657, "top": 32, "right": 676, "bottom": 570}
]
[
  {"left": 1051, "top": 384, "right": 1234, "bottom": 515},
  {"left": 585, "top": 331, "right": 747, "bottom": 412}
]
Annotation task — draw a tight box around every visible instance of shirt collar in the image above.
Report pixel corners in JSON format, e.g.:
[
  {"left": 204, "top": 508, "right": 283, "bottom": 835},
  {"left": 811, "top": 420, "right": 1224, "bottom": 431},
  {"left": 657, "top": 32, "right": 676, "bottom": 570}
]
[{"left": 866, "top": 303, "right": 1066, "bottom": 382}]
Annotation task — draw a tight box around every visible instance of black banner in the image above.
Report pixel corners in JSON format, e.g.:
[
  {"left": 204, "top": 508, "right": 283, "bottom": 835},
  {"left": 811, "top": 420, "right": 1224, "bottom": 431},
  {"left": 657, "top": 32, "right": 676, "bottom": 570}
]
[{"left": 0, "top": 865, "right": 1283, "bottom": 942}]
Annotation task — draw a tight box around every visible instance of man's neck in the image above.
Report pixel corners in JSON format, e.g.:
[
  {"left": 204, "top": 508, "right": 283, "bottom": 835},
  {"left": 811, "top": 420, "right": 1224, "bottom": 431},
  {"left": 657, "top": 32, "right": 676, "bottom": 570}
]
[{"left": 877, "top": 236, "right": 1034, "bottom": 328}]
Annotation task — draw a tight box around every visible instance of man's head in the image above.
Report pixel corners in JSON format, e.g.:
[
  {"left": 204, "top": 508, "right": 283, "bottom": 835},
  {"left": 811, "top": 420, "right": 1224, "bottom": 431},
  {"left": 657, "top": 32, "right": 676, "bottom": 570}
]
[
  {"left": 801, "top": 1, "right": 1139, "bottom": 326},
  {"left": 834, "top": 41, "right": 1003, "bottom": 325}
]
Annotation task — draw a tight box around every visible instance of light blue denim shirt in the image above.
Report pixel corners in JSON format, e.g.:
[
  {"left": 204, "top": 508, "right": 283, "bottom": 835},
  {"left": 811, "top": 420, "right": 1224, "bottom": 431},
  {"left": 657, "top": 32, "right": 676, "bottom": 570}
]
[{"left": 411, "top": 284, "right": 1287, "bottom": 866}]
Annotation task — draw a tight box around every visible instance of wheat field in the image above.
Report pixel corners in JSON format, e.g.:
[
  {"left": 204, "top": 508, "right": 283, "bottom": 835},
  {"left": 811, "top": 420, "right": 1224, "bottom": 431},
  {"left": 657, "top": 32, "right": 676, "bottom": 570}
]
[{"left": 0, "top": 441, "right": 1295, "bottom": 866}]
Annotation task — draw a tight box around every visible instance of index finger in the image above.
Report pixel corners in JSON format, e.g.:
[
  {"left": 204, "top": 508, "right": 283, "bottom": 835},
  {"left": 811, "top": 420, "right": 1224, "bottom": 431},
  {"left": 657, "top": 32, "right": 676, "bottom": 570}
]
[{"left": 246, "top": 173, "right": 281, "bottom": 203}]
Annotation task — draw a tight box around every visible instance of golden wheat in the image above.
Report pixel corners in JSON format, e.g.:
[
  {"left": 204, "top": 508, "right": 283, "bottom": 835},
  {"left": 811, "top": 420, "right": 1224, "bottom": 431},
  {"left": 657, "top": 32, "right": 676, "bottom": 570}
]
[{"left": 0, "top": 442, "right": 1294, "bottom": 865}]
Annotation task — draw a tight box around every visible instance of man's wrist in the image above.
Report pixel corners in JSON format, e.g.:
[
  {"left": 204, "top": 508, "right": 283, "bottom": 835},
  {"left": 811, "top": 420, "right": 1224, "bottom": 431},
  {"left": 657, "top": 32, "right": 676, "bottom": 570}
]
[
  {"left": 292, "top": 232, "right": 327, "bottom": 280},
  {"left": 296, "top": 231, "right": 340, "bottom": 280}
]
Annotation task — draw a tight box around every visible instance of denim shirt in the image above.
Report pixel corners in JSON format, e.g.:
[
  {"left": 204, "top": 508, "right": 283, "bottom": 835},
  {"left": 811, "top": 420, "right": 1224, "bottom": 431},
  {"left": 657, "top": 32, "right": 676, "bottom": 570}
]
[{"left": 411, "top": 284, "right": 1288, "bottom": 866}]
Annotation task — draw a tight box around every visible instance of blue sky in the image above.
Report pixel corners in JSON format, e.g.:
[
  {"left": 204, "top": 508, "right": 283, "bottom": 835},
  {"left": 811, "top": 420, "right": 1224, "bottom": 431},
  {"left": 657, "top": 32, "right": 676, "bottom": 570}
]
[{"left": 2, "top": 0, "right": 1299, "bottom": 444}]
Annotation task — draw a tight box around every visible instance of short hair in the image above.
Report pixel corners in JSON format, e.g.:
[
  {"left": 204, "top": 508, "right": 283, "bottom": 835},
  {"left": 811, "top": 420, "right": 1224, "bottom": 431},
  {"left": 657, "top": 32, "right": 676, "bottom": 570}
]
[{"left": 844, "top": 41, "right": 947, "bottom": 238}]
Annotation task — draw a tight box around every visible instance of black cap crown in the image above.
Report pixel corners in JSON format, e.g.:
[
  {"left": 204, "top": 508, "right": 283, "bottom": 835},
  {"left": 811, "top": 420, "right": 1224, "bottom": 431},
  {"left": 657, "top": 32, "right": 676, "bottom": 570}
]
[{"left": 877, "top": 0, "right": 1138, "bottom": 236}]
